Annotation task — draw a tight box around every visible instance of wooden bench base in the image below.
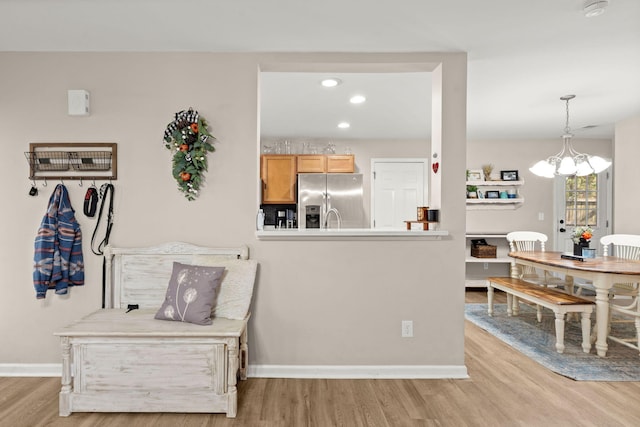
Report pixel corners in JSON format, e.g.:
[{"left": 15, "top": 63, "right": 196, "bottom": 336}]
[{"left": 487, "top": 277, "right": 595, "bottom": 354}]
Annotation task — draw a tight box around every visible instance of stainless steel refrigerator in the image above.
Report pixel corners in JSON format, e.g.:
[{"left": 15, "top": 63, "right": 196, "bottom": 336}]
[{"left": 298, "top": 173, "right": 364, "bottom": 229}]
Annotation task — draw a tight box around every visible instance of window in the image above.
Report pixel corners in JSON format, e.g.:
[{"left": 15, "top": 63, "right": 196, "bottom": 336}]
[{"left": 564, "top": 174, "right": 598, "bottom": 227}]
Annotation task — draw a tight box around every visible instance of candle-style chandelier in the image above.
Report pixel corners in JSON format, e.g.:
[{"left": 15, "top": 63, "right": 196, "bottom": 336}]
[{"left": 529, "top": 95, "right": 611, "bottom": 178}]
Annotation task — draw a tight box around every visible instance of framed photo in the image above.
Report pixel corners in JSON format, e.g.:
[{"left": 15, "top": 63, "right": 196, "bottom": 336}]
[
  {"left": 468, "top": 169, "right": 483, "bottom": 181},
  {"left": 500, "top": 170, "right": 519, "bottom": 181},
  {"left": 486, "top": 190, "right": 500, "bottom": 199}
]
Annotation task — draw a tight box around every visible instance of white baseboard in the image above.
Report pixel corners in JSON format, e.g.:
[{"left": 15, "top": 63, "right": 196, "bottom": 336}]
[
  {"left": 0, "top": 364, "right": 61, "bottom": 377},
  {"left": 247, "top": 364, "right": 469, "bottom": 379},
  {"left": 2, "top": 363, "right": 470, "bottom": 380}
]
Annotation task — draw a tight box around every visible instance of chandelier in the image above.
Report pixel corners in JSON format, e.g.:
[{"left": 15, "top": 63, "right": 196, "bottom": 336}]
[{"left": 529, "top": 95, "right": 611, "bottom": 178}]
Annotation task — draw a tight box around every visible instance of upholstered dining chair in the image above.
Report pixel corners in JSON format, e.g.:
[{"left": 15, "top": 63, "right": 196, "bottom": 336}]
[
  {"left": 600, "top": 234, "right": 640, "bottom": 354},
  {"left": 506, "top": 231, "right": 571, "bottom": 320}
]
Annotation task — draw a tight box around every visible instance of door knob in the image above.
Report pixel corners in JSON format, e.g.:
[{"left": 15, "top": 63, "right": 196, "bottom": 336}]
[{"left": 559, "top": 228, "right": 566, "bottom": 232}]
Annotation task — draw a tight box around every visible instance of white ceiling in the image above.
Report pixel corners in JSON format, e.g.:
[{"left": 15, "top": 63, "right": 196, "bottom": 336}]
[{"left": 2, "top": 0, "right": 639, "bottom": 140}]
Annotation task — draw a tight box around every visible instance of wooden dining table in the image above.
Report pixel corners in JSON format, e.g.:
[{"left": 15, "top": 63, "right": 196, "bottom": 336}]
[{"left": 508, "top": 251, "right": 640, "bottom": 357}]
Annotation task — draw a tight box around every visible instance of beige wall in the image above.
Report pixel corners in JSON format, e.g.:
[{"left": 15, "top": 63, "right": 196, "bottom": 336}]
[
  {"left": 467, "top": 138, "right": 613, "bottom": 247},
  {"left": 613, "top": 115, "right": 640, "bottom": 234},
  {"left": 0, "top": 52, "right": 467, "bottom": 369}
]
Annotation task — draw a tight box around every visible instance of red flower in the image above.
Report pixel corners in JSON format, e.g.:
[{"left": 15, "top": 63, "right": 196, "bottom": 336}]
[{"left": 190, "top": 123, "right": 198, "bottom": 133}]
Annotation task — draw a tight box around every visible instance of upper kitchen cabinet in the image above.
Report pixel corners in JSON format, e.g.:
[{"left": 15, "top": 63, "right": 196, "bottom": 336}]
[
  {"left": 297, "top": 155, "right": 326, "bottom": 173},
  {"left": 326, "top": 155, "right": 354, "bottom": 173},
  {"left": 296, "top": 154, "right": 355, "bottom": 173},
  {"left": 261, "top": 155, "right": 297, "bottom": 204}
]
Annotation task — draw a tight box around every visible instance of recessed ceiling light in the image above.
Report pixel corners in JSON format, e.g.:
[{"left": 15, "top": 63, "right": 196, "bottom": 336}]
[
  {"left": 583, "top": 0, "right": 608, "bottom": 17},
  {"left": 337, "top": 122, "right": 350, "bottom": 129},
  {"left": 350, "top": 95, "right": 366, "bottom": 104},
  {"left": 320, "top": 78, "right": 342, "bottom": 88}
]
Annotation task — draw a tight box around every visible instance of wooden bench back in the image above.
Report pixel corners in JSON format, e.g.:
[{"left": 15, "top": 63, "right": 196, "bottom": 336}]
[{"left": 103, "top": 242, "right": 251, "bottom": 310}]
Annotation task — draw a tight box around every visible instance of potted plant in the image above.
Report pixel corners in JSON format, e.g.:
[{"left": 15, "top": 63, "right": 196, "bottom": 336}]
[
  {"left": 482, "top": 164, "right": 494, "bottom": 181},
  {"left": 467, "top": 185, "right": 478, "bottom": 199},
  {"left": 572, "top": 226, "right": 593, "bottom": 256}
]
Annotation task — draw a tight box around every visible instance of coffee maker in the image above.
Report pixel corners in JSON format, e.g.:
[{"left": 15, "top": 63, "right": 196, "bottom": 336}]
[{"left": 305, "top": 205, "right": 320, "bottom": 228}]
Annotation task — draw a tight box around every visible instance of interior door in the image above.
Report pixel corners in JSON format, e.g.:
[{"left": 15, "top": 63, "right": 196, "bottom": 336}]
[
  {"left": 371, "top": 158, "right": 428, "bottom": 229},
  {"left": 553, "top": 172, "right": 612, "bottom": 254}
]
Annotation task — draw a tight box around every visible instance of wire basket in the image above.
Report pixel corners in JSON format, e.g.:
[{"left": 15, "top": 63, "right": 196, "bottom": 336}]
[
  {"left": 69, "top": 151, "right": 112, "bottom": 171},
  {"left": 24, "top": 151, "right": 70, "bottom": 171}
]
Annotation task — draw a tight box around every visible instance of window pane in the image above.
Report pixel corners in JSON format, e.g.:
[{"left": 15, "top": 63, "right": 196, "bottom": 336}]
[{"left": 565, "top": 173, "right": 598, "bottom": 227}]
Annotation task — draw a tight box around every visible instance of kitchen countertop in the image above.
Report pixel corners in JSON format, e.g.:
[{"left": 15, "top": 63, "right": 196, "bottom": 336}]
[{"left": 255, "top": 228, "right": 449, "bottom": 240}]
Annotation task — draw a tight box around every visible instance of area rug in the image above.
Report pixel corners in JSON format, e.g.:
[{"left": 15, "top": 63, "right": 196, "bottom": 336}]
[{"left": 465, "top": 303, "right": 640, "bottom": 381}]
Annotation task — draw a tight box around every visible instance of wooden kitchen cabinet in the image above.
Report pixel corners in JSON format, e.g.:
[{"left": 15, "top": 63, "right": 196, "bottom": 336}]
[
  {"left": 261, "top": 155, "right": 297, "bottom": 204},
  {"left": 326, "top": 155, "right": 354, "bottom": 173},
  {"left": 296, "top": 154, "right": 355, "bottom": 173},
  {"left": 296, "top": 155, "right": 326, "bottom": 173}
]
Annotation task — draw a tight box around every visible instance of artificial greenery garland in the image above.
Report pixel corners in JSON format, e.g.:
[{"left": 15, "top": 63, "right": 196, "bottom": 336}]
[{"left": 163, "top": 109, "right": 215, "bottom": 200}]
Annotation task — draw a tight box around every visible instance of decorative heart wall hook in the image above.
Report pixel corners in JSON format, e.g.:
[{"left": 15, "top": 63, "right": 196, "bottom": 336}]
[{"left": 432, "top": 162, "right": 439, "bottom": 174}]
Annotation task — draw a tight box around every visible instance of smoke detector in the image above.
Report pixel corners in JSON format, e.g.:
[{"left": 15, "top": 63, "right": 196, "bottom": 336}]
[{"left": 583, "top": 0, "right": 609, "bottom": 18}]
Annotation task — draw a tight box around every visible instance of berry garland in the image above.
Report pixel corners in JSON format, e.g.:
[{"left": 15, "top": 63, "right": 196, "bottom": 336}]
[{"left": 163, "top": 109, "right": 215, "bottom": 200}]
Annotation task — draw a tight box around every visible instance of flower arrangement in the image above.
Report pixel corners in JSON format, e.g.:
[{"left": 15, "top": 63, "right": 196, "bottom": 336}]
[
  {"left": 572, "top": 226, "right": 593, "bottom": 244},
  {"left": 163, "top": 109, "right": 215, "bottom": 201}
]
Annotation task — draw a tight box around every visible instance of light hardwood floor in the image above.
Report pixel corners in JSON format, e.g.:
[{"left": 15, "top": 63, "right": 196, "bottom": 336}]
[{"left": 2, "top": 290, "right": 639, "bottom": 427}]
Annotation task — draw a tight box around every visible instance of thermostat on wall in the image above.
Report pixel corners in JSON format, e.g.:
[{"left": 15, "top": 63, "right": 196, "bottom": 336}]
[{"left": 68, "top": 90, "right": 90, "bottom": 116}]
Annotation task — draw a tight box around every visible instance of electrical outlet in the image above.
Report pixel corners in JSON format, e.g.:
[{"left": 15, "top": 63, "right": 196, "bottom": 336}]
[
  {"left": 538, "top": 212, "right": 545, "bottom": 221},
  {"left": 483, "top": 262, "right": 489, "bottom": 270},
  {"left": 401, "top": 320, "right": 413, "bottom": 337}
]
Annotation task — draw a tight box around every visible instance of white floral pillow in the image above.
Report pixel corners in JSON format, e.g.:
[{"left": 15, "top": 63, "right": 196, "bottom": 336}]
[{"left": 154, "top": 262, "right": 225, "bottom": 325}]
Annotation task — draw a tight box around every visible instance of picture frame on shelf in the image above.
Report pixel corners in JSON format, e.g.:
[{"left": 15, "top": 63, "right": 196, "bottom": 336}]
[
  {"left": 500, "top": 170, "right": 519, "bottom": 181},
  {"left": 468, "top": 169, "right": 483, "bottom": 181},
  {"left": 486, "top": 190, "right": 500, "bottom": 199}
]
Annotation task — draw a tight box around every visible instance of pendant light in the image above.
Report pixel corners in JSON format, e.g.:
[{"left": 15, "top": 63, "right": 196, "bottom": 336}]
[{"left": 529, "top": 95, "right": 611, "bottom": 178}]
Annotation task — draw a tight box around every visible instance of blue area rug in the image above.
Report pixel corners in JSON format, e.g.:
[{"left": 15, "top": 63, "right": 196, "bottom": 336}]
[{"left": 465, "top": 303, "right": 640, "bottom": 381}]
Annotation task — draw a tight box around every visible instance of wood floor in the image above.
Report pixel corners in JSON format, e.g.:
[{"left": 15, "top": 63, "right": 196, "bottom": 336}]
[{"left": 2, "top": 290, "right": 640, "bottom": 427}]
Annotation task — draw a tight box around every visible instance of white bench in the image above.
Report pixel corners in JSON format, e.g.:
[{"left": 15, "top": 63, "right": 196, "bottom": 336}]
[
  {"left": 487, "top": 276, "right": 594, "bottom": 354},
  {"left": 54, "top": 242, "right": 257, "bottom": 418}
]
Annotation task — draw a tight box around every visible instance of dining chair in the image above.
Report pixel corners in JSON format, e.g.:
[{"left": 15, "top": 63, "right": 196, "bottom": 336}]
[
  {"left": 506, "top": 231, "right": 572, "bottom": 320},
  {"left": 601, "top": 234, "right": 640, "bottom": 354}
]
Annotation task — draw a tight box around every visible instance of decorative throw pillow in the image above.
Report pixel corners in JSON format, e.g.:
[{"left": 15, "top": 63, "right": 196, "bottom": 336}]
[
  {"left": 154, "top": 262, "right": 225, "bottom": 325},
  {"left": 192, "top": 256, "right": 258, "bottom": 320}
]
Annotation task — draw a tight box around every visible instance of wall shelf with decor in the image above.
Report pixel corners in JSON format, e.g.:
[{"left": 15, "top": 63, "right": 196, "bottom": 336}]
[
  {"left": 25, "top": 142, "right": 117, "bottom": 181},
  {"left": 465, "top": 233, "right": 511, "bottom": 287},
  {"left": 466, "top": 180, "right": 524, "bottom": 210}
]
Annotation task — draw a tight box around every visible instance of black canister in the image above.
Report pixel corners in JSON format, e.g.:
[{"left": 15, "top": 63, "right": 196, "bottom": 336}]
[{"left": 426, "top": 209, "right": 439, "bottom": 222}]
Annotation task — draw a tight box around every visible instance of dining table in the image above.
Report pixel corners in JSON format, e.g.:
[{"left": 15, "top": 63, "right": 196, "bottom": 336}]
[{"left": 508, "top": 251, "right": 640, "bottom": 357}]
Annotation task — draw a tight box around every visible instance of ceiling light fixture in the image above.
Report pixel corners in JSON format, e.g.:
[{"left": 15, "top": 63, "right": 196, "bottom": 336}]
[
  {"left": 583, "top": 0, "right": 608, "bottom": 18},
  {"left": 320, "top": 78, "right": 342, "bottom": 88},
  {"left": 337, "top": 122, "right": 350, "bottom": 129},
  {"left": 350, "top": 95, "right": 366, "bottom": 104},
  {"left": 529, "top": 95, "right": 611, "bottom": 178}
]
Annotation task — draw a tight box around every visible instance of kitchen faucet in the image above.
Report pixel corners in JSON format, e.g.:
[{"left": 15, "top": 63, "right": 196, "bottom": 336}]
[{"left": 324, "top": 208, "right": 342, "bottom": 229}]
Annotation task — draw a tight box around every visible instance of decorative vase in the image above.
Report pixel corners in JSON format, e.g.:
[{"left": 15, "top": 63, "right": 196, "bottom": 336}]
[{"left": 573, "top": 239, "right": 590, "bottom": 256}]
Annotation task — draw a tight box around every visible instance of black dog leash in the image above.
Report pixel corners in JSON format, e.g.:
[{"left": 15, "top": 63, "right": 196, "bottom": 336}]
[
  {"left": 91, "top": 183, "right": 114, "bottom": 256},
  {"left": 90, "top": 183, "right": 114, "bottom": 308}
]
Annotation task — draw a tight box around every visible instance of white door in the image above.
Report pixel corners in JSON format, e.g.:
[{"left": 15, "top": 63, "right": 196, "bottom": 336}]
[
  {"left": 371, "top": 159, "right": 428, "bottom": 229},
  {"left": 553, "top": 171, "right": 612, "bottom": 254}
]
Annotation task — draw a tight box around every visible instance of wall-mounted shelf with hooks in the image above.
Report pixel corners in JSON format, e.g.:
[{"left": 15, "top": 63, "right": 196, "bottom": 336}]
[{"left": 25, "top": 142, "right": 117, "bottom": 181}]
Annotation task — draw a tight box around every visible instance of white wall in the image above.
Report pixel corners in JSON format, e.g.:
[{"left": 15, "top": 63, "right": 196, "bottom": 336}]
[
  {"left": 0, "top": 52, "right": 467, "bottom": 373},
  {"left": 467, "top": 138, "right": 613, "bottom": 246},
  {"left": 613, "top": 115, "right": 640, "bottom": 234}
]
